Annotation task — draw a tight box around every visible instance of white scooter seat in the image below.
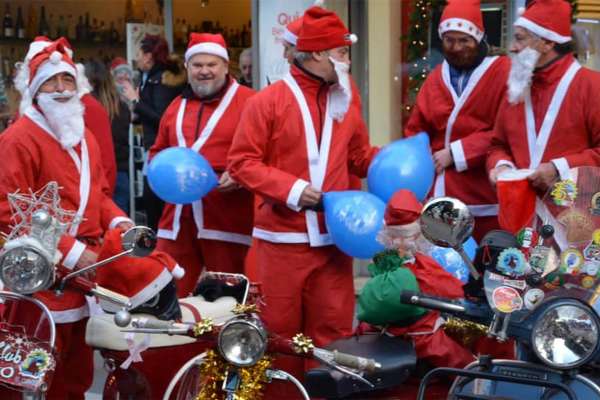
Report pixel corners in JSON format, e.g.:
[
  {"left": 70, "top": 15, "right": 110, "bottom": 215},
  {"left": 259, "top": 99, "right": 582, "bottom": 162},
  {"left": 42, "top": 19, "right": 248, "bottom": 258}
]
[{"left": 85, "top": 296, "right": 237, "bottom": 351}]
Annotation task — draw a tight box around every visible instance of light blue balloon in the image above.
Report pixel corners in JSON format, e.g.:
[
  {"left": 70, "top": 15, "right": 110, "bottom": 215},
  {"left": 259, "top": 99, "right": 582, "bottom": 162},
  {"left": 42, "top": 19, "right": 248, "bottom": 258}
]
[
  {"left": 147, "top": 147, "right": 218, "bottom": 204},
  {"left": 323, "top": 191, "right": 386, "bottom": 260},
  {"left": 367, "top": 132, "right": 435, "bottom": 202},
  {"left": 429, "top": 237, "right": 477, "bottom": 283}
]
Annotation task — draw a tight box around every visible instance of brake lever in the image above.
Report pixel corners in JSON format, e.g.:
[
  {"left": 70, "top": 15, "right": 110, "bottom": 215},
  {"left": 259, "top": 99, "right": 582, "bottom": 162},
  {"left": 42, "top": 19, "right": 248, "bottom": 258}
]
[{"left": 328, "top": 362, "right": 375, "bottom": 388}]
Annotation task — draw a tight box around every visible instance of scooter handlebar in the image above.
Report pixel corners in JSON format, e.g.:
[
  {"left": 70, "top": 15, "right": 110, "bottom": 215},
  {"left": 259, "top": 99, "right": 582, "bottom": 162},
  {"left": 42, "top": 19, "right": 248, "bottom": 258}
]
[
  {"left": 131, "top": 317, "right": 187, "bottom": 330},
  {"left": 332, "top": 350, "right": 381, "bottom": 373},
  {"left": 400, "top": 290, "right": 467, "bottom": 314}
]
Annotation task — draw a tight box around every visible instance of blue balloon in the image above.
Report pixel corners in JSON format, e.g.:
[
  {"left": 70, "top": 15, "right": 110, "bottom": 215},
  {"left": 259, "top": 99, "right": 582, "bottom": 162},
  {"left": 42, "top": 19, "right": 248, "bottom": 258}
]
[
  {"left": 147, "top": 147, "right": 218, "bottom": 204},
  {"left": 323, "top": 191, "right": 385, "bottom": 259},
  {"left": 428, "top": 237, "right": 477, "bottom": 284},
  {"left": 367, "top": 132, "right": 435, "bottom": 202}
]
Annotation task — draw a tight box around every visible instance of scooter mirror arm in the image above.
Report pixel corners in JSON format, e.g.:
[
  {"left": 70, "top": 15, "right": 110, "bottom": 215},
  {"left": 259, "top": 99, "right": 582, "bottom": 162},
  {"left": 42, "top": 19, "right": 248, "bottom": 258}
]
[{"left": 59, "top": 248, "right": 133, "bottom": 287}]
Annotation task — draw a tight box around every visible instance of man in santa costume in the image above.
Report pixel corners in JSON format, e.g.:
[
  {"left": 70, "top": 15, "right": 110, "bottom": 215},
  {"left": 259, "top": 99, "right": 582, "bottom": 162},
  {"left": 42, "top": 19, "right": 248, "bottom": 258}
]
[
  {"left": 0, "top": 39, "right": 133, "bottom": 398},
  {"left": 14, "top": 36, "right": 118, "bottom": 195},
  {"left": 488, "top": 0, "right": 600, "bottom": 190},
  {"left": 228, "top": 6, "right": 377, "bottom": 397},
  {"left": 405, "top": 0, "right": 510, "bottom": 241},
  {"left": 150, "top": 33, "right": 255, "bottom": 297}
]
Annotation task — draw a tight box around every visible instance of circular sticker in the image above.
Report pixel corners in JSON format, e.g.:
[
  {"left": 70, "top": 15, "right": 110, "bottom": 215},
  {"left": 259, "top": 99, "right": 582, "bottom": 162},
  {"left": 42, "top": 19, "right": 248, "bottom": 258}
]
[
  {"left": 497, "top": 248, "right": 527, "bottom": 277},
  {"left": 524, "top": 289, "right": 545, "bottom": 310},
  {"left": 560, "top": 249, "right": 584, "bottom": 275},
  {"left": 551, "top": 179, "right": 577, "bottom": 207},
  {"left": 584, "top": 261, "right": 600, "bottom": 277},
  {"left": 582, "top": 275, "right": 596, "bottom": 289},
  {"left": 492, "top": 286, "right": 523, "bottom": 314}
]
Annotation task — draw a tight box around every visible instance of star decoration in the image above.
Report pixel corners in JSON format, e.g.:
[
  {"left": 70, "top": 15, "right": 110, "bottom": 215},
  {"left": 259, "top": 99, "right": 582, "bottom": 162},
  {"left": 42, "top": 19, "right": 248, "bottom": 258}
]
[
  {"left": 233, "top": 303, "right": 259, "bottom": 315},
  {"left": 291, "top": 333, "right": 314, "bottom": 354},
  {"left": 192, "top": 318, "right": 214, "bottom": 337}
]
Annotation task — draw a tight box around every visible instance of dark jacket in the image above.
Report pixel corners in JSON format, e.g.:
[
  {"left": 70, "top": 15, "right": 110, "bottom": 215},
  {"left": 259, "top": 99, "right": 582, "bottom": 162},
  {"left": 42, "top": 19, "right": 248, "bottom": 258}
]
[
  {"left": 134, "top": 58, "right": 186, "bottom": 149},
  {"left": 111, "top": 100, "right": 131, "bottom": 172}
]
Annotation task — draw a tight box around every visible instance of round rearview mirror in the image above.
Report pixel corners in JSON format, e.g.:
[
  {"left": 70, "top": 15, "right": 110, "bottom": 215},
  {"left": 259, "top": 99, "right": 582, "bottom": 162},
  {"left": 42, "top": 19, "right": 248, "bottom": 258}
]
[
  {"left": 420, "top": 197, "right": 474, "bottom": 249},
  {"left": 121, "top": 226, "right": 157, "bottom": 257}
]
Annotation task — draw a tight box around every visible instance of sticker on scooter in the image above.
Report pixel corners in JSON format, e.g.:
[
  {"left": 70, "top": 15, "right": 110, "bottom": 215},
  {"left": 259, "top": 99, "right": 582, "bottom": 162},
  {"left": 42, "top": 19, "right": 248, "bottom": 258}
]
[
  {"left": 560, "top": 248, "right": 584, "bottom": 275},
  {"left": 492, "top": 286, "right": 523, "bottom": 314},
  {"left": 524, "top": 288, "right": 545, "bottom": 310},
  {"left": 496, "top": 248, "right": 526, "bottom": 277},
  {"left": 584, "top": 241, "right": 600, "bottom": 263},
  {"left": 591, "top": 193, "right": 600, "bottom": 215},
  {"left": 551, "top": 179, "right": 577, "bottom": 206}
]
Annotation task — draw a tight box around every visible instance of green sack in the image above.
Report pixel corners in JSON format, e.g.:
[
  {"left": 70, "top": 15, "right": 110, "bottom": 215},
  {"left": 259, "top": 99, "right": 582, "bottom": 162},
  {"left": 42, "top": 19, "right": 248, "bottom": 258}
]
[{"left": 357, "top": 250, "right": 426, "bottom": 326}]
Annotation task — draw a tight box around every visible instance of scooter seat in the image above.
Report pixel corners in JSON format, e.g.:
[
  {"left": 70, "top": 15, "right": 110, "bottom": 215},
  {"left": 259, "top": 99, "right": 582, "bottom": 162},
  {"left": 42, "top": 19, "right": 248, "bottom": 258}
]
[
  {"left": 305, "top": 334, "right": 416, "bottom": 399},
  {"left": 85, "top": 295, "right": 237, "bottom": 351}
]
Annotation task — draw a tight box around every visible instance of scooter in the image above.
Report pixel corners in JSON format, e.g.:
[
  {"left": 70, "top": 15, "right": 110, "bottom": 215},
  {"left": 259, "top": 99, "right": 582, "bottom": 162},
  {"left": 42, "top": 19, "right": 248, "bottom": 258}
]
[
  {"left": 0, "top": 182, "right": 142, "bottom": 399},
  {"left": 402, "top": 169, "right": 600, "bottom": 399}
]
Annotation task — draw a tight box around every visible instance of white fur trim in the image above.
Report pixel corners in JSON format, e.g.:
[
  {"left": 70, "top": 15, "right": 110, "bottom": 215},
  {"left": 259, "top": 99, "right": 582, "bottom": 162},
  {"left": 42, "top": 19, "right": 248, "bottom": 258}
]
[
  {"left": 185, "top": 42, "right": 229, "bottom": 63},
  {"left": 171, "top": 264, "right": 185, "bottom": 279},
  {"left": 252, "top": 227, "right": 309, "bottom": 243},
  {"left": 517, "top": 7, "right": 525, "bottom": 17},
  {"left": 101, "top": 268, "right": 173, "bottom": 312},
  {"left": 514, "top": 17, "right": 571, "bottom": 44},
  {"left": 63, "top": 239, "right": 86, "bottom": 270},
  {"left": 51, "top": 304, "right": 89, "bottom": 323},
  {"left": 495, "top": 160, "right": 516, "bottom": 170},
  {"left": 449, "top": 140, "right": 467, "bottom": 172},
  {"left": 551, "top": 157, "right": 571, "bottom": 181},
  {"left": 197, "top": 229, "right": 253, "bottom": 246},
  {"left": 29, "top": 60, "right": 77, "bottom": 97},
  {"left": 286, "top": 179, "right": 310, "bottom": 211},
  {"left": 25, "top": 40, "right": 52, "bottom": 62},
  {"left": 282, "top": 28, "right": 298, "bottom": 46},
  {"left": 439, "top": 17, "right": 484, "bottom": 43},
  {"left": 314, "top": 0, "right": 324, "bottom": 6},
  {"left": 497, "top": 168, "right": 534, "bottom": 181},
  {"left": 109, "top": 216, "right": 133, "bottom": 230}
]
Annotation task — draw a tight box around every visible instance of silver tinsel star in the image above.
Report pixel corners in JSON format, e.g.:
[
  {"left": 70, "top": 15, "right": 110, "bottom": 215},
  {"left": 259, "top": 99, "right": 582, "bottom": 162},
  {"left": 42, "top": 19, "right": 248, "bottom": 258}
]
[{"left": 5, "top": 182, "right": 81, "bottom": 250}]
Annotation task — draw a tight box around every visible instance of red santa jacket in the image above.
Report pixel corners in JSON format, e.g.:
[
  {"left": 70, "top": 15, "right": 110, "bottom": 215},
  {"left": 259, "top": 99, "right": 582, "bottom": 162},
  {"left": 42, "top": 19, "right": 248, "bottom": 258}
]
[
  {"left": 150, "top": 78, "right": 255, "bottom": 245},
  {"left": 0, "top": 107, "right": 129, "bottom": 322},
  {"left": 227, "top": 64, "right": 378, "bottom": 247},
  {"left": 487, "top": 55, "right": 600, "bottom": 178},
  {"left": 406, "top": 56, "right": 510, "bottom": 217}
]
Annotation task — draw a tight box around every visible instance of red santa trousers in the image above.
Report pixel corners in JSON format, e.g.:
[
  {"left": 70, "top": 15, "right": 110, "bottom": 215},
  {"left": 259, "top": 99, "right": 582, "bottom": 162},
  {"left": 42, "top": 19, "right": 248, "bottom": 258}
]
[
  {"left": 256, "top": 240, "right": 355, "bottom": 400},
  {"left": 46, "top": 319, "right": 93, "bottom": 399},
  {"left": 156, "top": 216, "right": 248, "bottom": 297}
]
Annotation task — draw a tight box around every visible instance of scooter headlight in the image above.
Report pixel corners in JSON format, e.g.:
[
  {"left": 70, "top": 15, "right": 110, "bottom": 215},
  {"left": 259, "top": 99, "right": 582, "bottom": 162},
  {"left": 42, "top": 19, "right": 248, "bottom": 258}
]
[
  {"left": 218, "top": 315, "right": 267, "bottom": 367},
  {"left": 0, "top": 245, "right": 54, "bottom": 294},
  {"left": 531, "top": 303, "right": 599, "bottom": 369}
]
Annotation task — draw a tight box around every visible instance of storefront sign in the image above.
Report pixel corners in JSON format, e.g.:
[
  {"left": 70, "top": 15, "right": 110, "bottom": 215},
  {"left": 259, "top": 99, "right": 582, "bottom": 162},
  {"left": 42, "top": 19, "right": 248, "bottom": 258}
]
[{"left": 257, "top": 0, "right": 312, "bottom": 88}]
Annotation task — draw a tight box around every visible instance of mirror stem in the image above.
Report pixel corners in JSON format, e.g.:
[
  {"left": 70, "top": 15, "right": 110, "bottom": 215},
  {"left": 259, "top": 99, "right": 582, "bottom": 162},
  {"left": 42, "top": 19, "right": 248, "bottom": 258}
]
[
  {"left": 455, "top": 247, "right": 480, "bottom": 280},
  {"left": 60, "top": 248, "right": 134, "bottom": 286}
]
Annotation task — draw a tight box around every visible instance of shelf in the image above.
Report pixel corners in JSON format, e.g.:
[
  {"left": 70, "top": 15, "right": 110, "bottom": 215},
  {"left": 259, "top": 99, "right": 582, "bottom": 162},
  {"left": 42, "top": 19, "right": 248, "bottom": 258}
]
[{"left": 0, "top": 37, "right": 125, "bottom": 49}]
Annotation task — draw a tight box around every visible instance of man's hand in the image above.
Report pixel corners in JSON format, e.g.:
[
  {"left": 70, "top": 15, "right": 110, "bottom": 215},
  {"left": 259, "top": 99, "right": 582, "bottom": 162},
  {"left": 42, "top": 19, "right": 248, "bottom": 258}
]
[
  {"left": 433, "top": 149, "right": 453, "bottom": 175},
  {"left": 489, "top": 165, "right": 512, "bottom": 186},
  {"left": 528, "top": 162, "right": 558, "bottom": 191},
  {"left": 217, "top": 171, "right": 240, "bottom": 192},
  {"left": 122, "top": 81, "right": 139, "bottom": 102},
  {"left": 116, "top": 221, "right": 134, "bottom": 233},
  {"left": 299, "top": 186, "right": 322, "bottom": 208},
  {"left": 75, "top": 248, "right": 99, "bottom": 280}
]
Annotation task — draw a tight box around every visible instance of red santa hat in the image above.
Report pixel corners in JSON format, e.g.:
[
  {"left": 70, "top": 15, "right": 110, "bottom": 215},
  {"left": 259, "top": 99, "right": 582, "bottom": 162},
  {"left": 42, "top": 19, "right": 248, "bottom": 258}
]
[
  {"left": 296, "top": 6, "right": 358, "bottom": 52},
  {"left": 384, "top": 189, "right": 423, "bottom": 233},
  {"left": 514, "top": 0, "right": 572, "bottom": 44},
  {"left": 283, "top": 17, "right": 303, "bottom": 46},
  {"left": 95, "top": 229, "right": 185, "bottom": 312},
  {"left": 185, "top": 32, "right": 229, "bottom": 63},
  {"left": 27, "top": 40, "right": 77, "bottom": 97},
  {"left": 438, "top": 0, "right": 485, "bottom": 43}
]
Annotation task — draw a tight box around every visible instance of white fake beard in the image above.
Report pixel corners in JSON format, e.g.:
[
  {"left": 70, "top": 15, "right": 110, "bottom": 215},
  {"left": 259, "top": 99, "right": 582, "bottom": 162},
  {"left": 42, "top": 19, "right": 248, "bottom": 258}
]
[
  {"left": 328, "top": 57, "right": 352, "bottom": 122},
  {"left": 507, "top": 47, "right": 541, "bottom": 105},
  {"left": 36, "top": 91, "right": 85, "bottom": 149},
  {"left": 190, "top": 75, "right": 226, "bottom": 99},
  {"left": 376, "top": 229, "right": 433, "bottom": 259}
]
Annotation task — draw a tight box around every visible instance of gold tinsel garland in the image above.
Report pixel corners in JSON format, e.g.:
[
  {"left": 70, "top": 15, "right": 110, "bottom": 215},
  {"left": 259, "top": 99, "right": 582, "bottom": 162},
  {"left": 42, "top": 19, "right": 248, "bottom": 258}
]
[
  {"left": 443, "top": 318, "right": 488, "bottom": 349},
  {"left": 194, "top": 350, "right": 272, "bottom": 400}
]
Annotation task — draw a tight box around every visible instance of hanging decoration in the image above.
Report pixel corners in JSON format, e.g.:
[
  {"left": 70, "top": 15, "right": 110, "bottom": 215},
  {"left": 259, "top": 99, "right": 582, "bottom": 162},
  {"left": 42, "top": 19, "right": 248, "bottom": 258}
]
[{"left": 402, "top": 0, "right": 446, "bottom": 119}]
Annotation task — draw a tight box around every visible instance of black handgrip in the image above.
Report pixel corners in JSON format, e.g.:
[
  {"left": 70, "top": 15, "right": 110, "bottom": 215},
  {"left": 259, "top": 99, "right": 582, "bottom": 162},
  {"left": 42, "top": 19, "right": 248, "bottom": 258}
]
[{"left": 399, "top": 291, "right": 467, "bottom": 314}]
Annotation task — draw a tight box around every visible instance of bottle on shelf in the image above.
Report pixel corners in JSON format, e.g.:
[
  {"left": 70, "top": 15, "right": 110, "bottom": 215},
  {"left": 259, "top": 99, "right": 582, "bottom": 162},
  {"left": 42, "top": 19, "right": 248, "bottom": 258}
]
[
  {"left": 75, "top": 15, "right": 84, "bottom": 41},
  {"left": 67, "top": 14, "right": 75, "bottom": 41},
  {"left": 56, "top": 15, "right": 68, "bottom": 38},
  {"left": 15, "top": 6, "right": 24, "bottom": 40},
  {"left": 38, "top": 6, "right": 50, "bottom": 37},
  {"left": 3, "top": 3, "right": 14, "bottom": 39},
  {"left": 181, "top": 19, "right": 188, "bottom": 43},
  {"left": 109, "top": 21, "right": 119, "bottom": 45},
  {"left": 84, "top": 12, "right": 91, "bottom": 41},
  {"left": 25, "top": 4, "right": 37, "bottom": 40}
]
